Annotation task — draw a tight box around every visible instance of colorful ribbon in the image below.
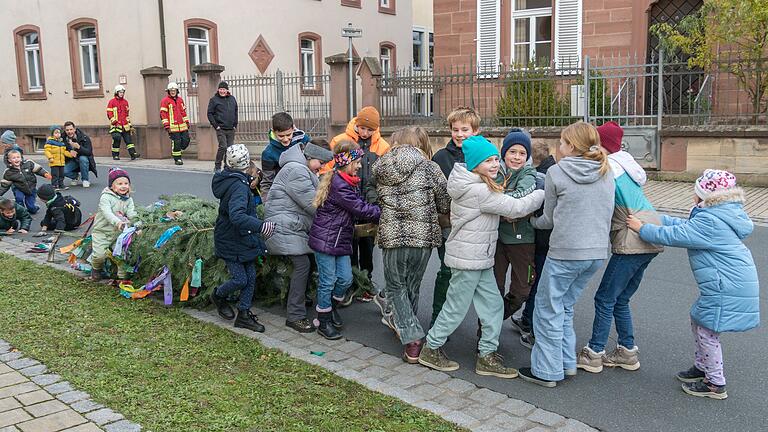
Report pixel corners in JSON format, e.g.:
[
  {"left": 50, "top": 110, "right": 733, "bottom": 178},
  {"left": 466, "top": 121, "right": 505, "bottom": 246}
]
[{"left": 154, "top": 226, "right": 182, "bottom": 249}]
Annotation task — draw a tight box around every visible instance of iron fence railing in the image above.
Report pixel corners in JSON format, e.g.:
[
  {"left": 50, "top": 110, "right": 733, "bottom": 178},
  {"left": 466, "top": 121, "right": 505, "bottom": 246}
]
[{"left": 378, "top": 52, "right": 768, "bottom": 128}]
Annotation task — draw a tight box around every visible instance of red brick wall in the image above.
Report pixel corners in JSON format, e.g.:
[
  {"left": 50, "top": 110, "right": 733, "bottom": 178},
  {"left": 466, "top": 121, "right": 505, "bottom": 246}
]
[{"left": 433, "top": 0, "right": 477, "bottom": 71}]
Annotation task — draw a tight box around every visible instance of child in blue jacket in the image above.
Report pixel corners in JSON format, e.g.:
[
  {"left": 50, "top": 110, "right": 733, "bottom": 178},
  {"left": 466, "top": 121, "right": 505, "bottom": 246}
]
[{"left": 628, "top": 169, "right": 760, "bottom": 400}]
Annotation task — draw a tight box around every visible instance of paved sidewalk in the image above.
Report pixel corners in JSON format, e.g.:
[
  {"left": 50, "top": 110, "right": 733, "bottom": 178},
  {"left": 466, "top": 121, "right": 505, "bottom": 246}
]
[
  {"left": 645, "top": 180, "right": 768, "bottom": 224},
  {"left": 0, "top": 341, "right": 141, "bottom": 432},
  {"left": 0, "top": 237, "right": 596, "bottom": 432}
]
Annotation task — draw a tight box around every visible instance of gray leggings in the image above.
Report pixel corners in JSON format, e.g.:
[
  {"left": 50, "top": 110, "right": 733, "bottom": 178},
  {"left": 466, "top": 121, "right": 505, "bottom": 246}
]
[{"left": 287, "top": 254, "right": 312, "bottom": 321}]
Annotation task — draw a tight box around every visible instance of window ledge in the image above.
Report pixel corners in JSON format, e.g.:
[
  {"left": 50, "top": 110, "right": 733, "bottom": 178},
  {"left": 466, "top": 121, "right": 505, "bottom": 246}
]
[
  {"left": 73, "top": 87, "right": 104, "bottom": 99},
  {"left": 19, "top": 91, "right": 47, "bottom": 101}
]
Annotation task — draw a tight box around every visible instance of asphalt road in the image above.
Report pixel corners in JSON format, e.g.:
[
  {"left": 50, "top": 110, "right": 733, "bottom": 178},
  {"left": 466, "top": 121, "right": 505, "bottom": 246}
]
[{"left": 7, "top": 167, "right": 767, "bottom": 432}]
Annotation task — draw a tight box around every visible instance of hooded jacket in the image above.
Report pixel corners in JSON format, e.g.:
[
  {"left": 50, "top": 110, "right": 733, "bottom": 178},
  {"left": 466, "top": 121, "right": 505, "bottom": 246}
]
[
  {"left": 309, "top": 173, "right": 381, "bottom": 256},
  {"left": 212, "top": 168, "right": 268, "bottom": 262},
  {"left": 325, "top": 118, "right": 391, "bottom": 203},
  {"left": 63, "top": 129, "right": 98, "bottom": 178},
  {"left": 264, "top": 144, "right": 318, "bottom": 256},
  {"left": 0, "top": 149, "right": 48, "bottom": 196},
  {"left": 44, "top": 137, "right": 69, "bottom": 167},
  {"left": 607, "top": 151, "right": 662, "bottom": 254},
  {"left": 91, "top": 187, "right": 138, "bottom": 255},
  {"left": 41, "top": 192, "right": 82, "bottom": 231},
  {"left": 496, "top": 164, "right": 537, "bottom": 245},
  {"left": 373, "top": 145, "right": 450, "bottom": 249},
  {"left": 0, "top": 203, "right": 31, "bottom": 231},
  {"left": 638, "top": 188, "right": 759, "bottom": 333},
  {"left": 533, "top": 155, "right": 556, "bottom": 254},
  {"left": 260, "top": 128, "right": 310, "bottom": 201},
  {"left": 444, "top": 164, "right": 545, "bottom": 270},
  {"left": 531, "top": 157, "right": 615, "bottom": 261},
  {"left": 206, "top": 92, "right": 238, "bottom": 130}
]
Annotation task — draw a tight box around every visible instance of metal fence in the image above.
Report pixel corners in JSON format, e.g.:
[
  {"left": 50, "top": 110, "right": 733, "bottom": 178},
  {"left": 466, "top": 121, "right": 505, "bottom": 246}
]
[
  {"left": 176, "top": 71, "right": 331, "bottom": 144},
  {"left": 378, "top": 52, "right": 767, "bottom": 129}
]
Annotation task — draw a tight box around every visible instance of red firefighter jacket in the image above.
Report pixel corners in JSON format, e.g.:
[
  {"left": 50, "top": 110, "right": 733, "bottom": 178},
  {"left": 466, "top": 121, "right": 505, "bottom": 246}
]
[
  {"left": 106, "top": 97, "right": 131, "bottom": 133},
  {"left": 160, "top": 95, "right": 189, "bottom": 132}
]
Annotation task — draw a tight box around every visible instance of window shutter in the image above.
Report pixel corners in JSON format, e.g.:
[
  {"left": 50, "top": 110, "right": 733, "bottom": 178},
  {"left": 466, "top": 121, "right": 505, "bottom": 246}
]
[
  {"left": 555, "top": 0, "right": 582, "bottom": 68},
  {"left": 476, "top": 0, "right": 500, "bottom": 74}
]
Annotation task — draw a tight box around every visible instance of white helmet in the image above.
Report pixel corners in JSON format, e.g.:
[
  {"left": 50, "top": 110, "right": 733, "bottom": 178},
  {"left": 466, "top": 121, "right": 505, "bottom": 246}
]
[
  {"left": 225, "top": 144, "right": 250, "bottom": 171},
  {"left": 114, "top": 84, "right": 126, "bottom": 94},
  {"left": 166, "top": 82, "right": 179, "bottom": 91}
]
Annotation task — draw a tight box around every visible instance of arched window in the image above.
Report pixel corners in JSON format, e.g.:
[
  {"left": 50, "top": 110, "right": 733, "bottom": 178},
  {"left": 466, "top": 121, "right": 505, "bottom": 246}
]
[
  {"left": 67, "top": 18, "right": 103, "bottom": 98},
  {"left": 184, "top": 19, "right": 219, "bottom": 84},
  {"left": 13, "top": 25, "right": 46, "bottom": 100},
  {"left": 298, "top": 32, "right": 323, "bottom": 94},
  {"left": 379, "top": 42, "right": 396, "bottom": 77}
]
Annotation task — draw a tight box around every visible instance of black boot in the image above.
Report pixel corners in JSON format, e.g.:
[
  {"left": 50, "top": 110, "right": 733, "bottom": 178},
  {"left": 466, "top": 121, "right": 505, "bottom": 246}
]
[
  {"left": 234, "top": 309, "right": 265, "bottom": 333},
  {"left": 174, "top": 158, "right": 184, "bottom": 166},
  {"left": 210, "top": 289, "right": 235, "bottom": 320},
  {"left": 331, "top": 298, "right": 343, "bottom": 329},
  {"left": 112, "top": 153, "right": 120, "bottom": 161},
  {"left": 129, "top": 149, "right": 140, "bottom": 160},
  {"left": 316, "top": 311, "right": 342, "bottom": 340}
]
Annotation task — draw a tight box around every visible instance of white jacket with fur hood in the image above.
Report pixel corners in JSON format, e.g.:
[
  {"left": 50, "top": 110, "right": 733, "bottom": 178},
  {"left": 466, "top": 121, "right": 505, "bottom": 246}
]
[{"left": 445, "top": 163, "right": 545, "bottom": 270}]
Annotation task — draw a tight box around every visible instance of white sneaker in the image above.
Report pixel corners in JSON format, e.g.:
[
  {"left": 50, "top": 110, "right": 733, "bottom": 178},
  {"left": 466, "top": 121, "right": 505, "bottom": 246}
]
[
  {"left": 69, "top": 178, "right": 79, "bottom": 186},
  {"left": 82, "top": 180, "right": 90, "bottom": 188}
]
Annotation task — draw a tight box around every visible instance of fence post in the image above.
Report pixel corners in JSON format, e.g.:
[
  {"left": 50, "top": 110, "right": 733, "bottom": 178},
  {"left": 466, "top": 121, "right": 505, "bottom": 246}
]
[
  {"left": 583, "top": 55, "right": 590, "bottom": 123},
  {"left": 657, "top": 49, "right": 664, "bottom": 132},
  {"left": 325, "top": 53, "right": 361, "bottom": 137},
  {"left": 140, "top": 66, "right": 173, "bottom": 159},
  {"left": 358, "top": 57, "right": 382, "bottom": 111},
  {"left": 191, "top": 62, "right": 225, "bottom": 161},
  {"left": 275, "top": 70, "right": 285, "bottom": 113}
]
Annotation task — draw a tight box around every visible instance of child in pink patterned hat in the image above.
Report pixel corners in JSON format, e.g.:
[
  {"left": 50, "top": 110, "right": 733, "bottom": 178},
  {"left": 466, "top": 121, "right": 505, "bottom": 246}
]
[{"left": 627, "top": 169, "right": 759, "bottom": 400}]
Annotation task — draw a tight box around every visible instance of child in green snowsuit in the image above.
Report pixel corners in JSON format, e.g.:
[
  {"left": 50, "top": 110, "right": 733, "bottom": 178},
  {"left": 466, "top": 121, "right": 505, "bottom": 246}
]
[{"left": 90, "top": 167, "right": 138, "bottom": 281}]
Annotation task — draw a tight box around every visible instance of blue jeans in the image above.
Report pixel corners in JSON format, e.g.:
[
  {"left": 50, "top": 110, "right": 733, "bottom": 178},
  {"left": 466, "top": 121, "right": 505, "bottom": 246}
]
[
  {"left": 13, "top": 188, "right": 38, "bottom": 214},
  {"left": 531, "top": 258, "right": 604, "bottom": 381},
  {"left": 588, "top": 253, "right": 657, "bottom": 352},
  {"left": 315, "top": 252, "right": 353, "bottom": 311},
  {"left": 522, "top": 252, "right": 547, "bottom": 328},
  {"left": 64, "top": 156, "right": 90, "bottom": 181},
  {"left": 215, "top": 260, "right": 256, "bottom": 311}
]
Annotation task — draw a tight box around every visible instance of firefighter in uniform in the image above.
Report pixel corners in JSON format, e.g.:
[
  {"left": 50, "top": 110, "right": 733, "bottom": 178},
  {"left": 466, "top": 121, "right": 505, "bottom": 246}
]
[
  {"left": 106, "top": 85, "right": 139, "bottom": 160},
  {"left": 160, "top": 82, "right": 191, "bottom": 165}
]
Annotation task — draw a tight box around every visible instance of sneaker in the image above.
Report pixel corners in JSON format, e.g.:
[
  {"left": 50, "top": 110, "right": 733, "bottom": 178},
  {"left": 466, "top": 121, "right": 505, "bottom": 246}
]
[
  {"left": 564, "top": 368, "right": 577, "bottom": 377},
  {"left": 381, "top": 313, "right": 399, "bottom": 336},
  {"left": 285, "top": 318, "right": 315, "bottom": 333},
  {"left": 418, "top": 346, "right": 459, "bottom": 372},
  {"left": 357, "top": 291, "right": 375, "bottom": 302},
  {"left": 603, "top": 345, "right": 640, "bottom": 371},
  {"left": 676, "top": 366, "right": 706, "bottom": 383},
  {"left": 373, "top": 293, "right": 390, "bottom": 316},
  {"left": 69, "top": 178, "right": 79, "bottom": 187},
  {"left": 520, "top": 332, "right": 535, "bottom": 350},
  {"left": 338, "top": 289, "right": 356, "bottom": 307},
  {"left": 475, "top": 352, "right": 518, "bottom": 379},
  {"left": 518, "top": 367, "right": 556, "bottom": 388},
  {"left": 234, "top": 309, "right": 265, "bottom": 333},
  {"left": 403, "top": 340, "right": 422, "bottom": 364},
  {"left": 510, "top": 316, "right": 531, "bottom": 334},
  {"left": 82, "top": 180, "right": 90, "bottom": 188},
  {"left": 576, "top": 346, "right": 604, "bottom": 373},
  {"left": 210, "top": 290, "right": 235, "bottom": 321},
  {"left": 681, "top": 381, "right": 727, "bottom": 400}
]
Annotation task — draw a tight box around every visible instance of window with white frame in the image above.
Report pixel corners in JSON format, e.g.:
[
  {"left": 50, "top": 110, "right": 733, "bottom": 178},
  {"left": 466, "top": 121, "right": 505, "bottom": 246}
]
[
  {"left": 187, "top": 27, "right": 209, "bottom": 82},
  {"left": 412, "top": 92, "right": 433, "bottom": 116},
  {"left": 428, "top": 32, "right": 434, "bottom": 70},
  {"left": 23, "top": 32, "right": 42, "bottom": 91},
  {"left": 78, "top": 26, "right": 99, "bottom": 87},
  {"left": 512, "top": 0, "right": 552, "bottom": 67},
  {"left": 300, "top": 38, "right": 316, "bottom": 89},
  {"left": 380, "top": 0, "right": 389, "bottom": 7},
  {"left": 412, "top": 30, "right": 424, "bottom": 69},
  {"left": 380, "top": 46, "right": 392, "bottom": 77}
]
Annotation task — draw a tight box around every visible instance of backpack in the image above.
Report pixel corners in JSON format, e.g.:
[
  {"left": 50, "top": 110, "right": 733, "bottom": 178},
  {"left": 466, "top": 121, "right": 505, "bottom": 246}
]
[{"left": 61, "top": 195, "right": 82, "bottom": 229}]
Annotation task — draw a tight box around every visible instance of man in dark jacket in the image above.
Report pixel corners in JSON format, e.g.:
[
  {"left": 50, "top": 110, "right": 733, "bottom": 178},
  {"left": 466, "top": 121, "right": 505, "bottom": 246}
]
[
  {"left": 207, "top": 81, "right": 239, "bottom": 172},
  {"left": 37, "top": 184, "right": 82, "bottom": 232},
  {"left": 63, "top": 122, "right": 98, "bottom": 188},
  {"left": 210, "top": 144, "right": 275, "bottom": 333},
  {"left": 0, "top": 198, "right": 31, "bottom": 234}
]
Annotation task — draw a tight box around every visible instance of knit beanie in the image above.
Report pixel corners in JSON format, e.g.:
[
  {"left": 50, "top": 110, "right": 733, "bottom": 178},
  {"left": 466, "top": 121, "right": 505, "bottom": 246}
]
[
  {"left": 49, "top": 125, "right": 61, "bottom": 136},
  {"left": 1, "top": 130, "right": 16, "bottom": 145},
  {"left": 501, "top": 128, "right": 532, "bottom": 162},
  {"left": 303, "top": 143, "right": 333, "bottom": 163},
  {"left": 462, "top": 135, "right": 500, "bottom": 172},
  {"left": 225, "top": 144, "right": 251, "bottom": 171},
  {"left": 218, "top": 81, "right": 229, "bottom": 90},
  {"left": 694, "top": 169, "right": 737, "bottom": 200},
  {"left": 596, "top": 121, "right": 623, "bottom": 154},
  {"left": 37, "top": 184, "right": 56, "bottom": 201},
  {"left": 355, "top": 106, "right": 380, "bottom": 130},
  {"left": 108, "top": 167, "right": 130, "bottom": 187}
]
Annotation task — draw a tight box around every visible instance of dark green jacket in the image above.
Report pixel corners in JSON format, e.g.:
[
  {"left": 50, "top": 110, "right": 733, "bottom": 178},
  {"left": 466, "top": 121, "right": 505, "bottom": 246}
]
[
  {"left": 496, "top": 165, "right": 537, "bottom": 244},
  {"left": 0, "top": 203, "right": 31, "bottom": 231}
]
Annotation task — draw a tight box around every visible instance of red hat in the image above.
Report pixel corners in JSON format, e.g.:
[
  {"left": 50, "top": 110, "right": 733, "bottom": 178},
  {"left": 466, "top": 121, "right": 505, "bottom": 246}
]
[
  {"left": 108, "top": 167, "right": 130, "bottom": 187},
  {"left": 597, "top": 121, "right": 623, "bottom": 154}
]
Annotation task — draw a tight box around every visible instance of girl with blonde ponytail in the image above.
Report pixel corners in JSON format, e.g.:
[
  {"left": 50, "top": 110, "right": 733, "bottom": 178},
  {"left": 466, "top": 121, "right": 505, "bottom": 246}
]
[
  {"left": 519, "top": 121, "right": 615, "bottom": 388},
  {"left": 308, "top": 140, "right": 381, "bottom": 340}
]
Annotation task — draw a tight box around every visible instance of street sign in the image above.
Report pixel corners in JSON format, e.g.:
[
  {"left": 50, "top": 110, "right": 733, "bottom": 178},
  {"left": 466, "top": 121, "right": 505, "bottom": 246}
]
[{"left": 342, "top": 27, "right": 363, "bottom": 38}]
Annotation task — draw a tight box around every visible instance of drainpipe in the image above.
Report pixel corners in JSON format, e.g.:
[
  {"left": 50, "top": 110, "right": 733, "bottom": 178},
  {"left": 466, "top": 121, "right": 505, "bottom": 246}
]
[{"left": 158, "top": 0, "right": 167, "bottom": 68}]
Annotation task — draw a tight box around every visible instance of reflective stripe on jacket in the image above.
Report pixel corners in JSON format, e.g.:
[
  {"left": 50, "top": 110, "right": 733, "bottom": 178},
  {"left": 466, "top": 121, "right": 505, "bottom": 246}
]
[
  {"left": 107, "top": 97, "right": 131, "bottom": 132},
  {"left": 160, "top": 95, "right": 189, "bottom": 132}
]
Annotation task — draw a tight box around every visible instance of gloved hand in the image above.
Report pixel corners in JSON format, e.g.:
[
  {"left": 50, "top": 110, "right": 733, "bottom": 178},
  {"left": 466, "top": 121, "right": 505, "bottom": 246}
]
[{"left": 260, "top": 221, "right": 276, "bottom": 240}]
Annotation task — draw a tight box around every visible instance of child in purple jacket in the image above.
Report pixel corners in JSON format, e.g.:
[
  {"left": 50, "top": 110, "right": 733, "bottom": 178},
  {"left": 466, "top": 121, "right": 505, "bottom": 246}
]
[{"left": 309, "top": 140, "right": 381, "bottom": 340}]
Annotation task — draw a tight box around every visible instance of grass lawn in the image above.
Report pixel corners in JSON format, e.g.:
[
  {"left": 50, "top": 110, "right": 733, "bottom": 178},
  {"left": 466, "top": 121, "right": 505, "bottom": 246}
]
[{"left": 0, "top": 254, "right": 464, "bottom": 432}]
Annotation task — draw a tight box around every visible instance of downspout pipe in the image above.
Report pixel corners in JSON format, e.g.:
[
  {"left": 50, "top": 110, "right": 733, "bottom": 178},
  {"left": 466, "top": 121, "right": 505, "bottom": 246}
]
[{"left": 159, "top": 0, "right": 167, "bottom": 68}]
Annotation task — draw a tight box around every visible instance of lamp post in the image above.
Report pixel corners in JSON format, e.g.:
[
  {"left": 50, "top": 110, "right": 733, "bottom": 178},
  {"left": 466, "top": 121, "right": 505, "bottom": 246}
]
[{"left": 342, "top": 24, "right": 362, "bottom": 120}]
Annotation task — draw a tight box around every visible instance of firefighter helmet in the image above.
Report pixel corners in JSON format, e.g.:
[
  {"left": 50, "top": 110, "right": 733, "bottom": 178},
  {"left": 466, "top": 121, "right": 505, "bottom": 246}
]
[
  {"left": 114, "top": 84, "right": 126, "bottom": 94},
  {"left": 166, "top": 82, "right": 179, "bottom": 91}
]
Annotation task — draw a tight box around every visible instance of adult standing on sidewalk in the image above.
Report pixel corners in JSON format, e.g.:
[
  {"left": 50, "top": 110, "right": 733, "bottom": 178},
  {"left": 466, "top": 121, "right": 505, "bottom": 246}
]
[
  {"left": 160, "top": 82, "right": 191, "bottom": 166},
  {"left": 62, "top": 121, "right": 97, "bottom": 188},
  {"left": 207, "top": 81, "right": 238, "bottom": 172},
  {"left": 106, "top": 85, "right": 139, "bottom": 161}
]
